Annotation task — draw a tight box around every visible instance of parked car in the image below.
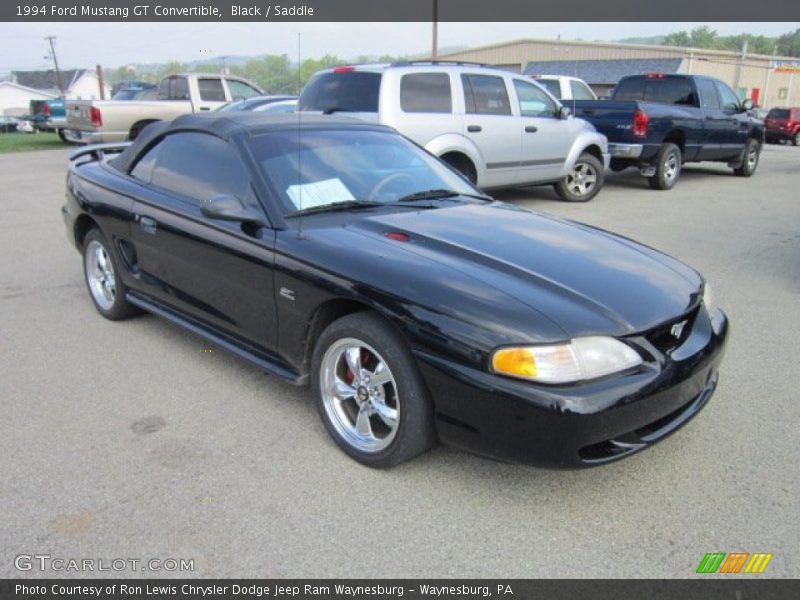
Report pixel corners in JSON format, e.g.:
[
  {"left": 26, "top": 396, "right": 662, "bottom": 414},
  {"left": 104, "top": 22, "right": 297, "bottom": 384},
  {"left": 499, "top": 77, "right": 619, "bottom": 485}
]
[
  {"left": 764, "top": 107, "right": 800, "bottom": 145},
  {"left": 30, "top": 98, "right": 69, "bottom": 140},
  {"left": 531, "top": 75, "right": 597, "bottom": 101},
  {"left": 572, "top": 74, "right": 764, "bottom": 190},
  {"left": 218, "top": 95, "right": 297, "bottom": 112},
  {"left": 63, "top": 112, "right": 728, "bottom": 468},
  {"left": 65, "top": 73, "right": 263, "bottom": 144},
  {"left": 0, "top": 116, "right": 22, "bottom": 133},
  {"left": 15, "top": 118, "right": 34, "bottom": 133},
  {"left": 298, "top": 62, "right": 610, "bottom": 202}
]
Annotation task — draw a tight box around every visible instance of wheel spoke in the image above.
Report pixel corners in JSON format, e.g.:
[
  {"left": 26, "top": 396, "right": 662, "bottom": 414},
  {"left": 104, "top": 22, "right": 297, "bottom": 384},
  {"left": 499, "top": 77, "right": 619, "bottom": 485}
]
[
  {"left": 333, "top": 377, "right": 356, "bottom": 401},
  {"left": 355, "top": 408, "right": 373, "bottom": 438},
  {"left": 369, "top": 361, "right": 393, "bottom": 387},
  {"left": 344, "top": 347, "right": 362, "bottom": 381},
  {"left": 372, "top": 399, "right": 398, "bottom": 428}
]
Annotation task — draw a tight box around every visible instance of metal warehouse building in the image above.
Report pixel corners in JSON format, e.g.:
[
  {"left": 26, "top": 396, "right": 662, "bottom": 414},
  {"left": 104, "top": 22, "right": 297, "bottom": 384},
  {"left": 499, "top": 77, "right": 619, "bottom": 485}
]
[{"left": 437, "top": 38, "right": 799, "bottom": 109}]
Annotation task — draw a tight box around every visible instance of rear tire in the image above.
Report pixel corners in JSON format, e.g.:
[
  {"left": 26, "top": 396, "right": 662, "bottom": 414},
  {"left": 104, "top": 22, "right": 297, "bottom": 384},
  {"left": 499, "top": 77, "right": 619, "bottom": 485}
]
[
  {"left": 554, "top": 153, "right": 604, "bottom": 202},
  {"left": 734, "top": 138, "right": 760, "bottom": 177},
  {"left": 441, "top": 153, "right": 477, "bottom": 185},
  {"left": 312, "top": 312, "right": 436, "bottom": 468},
  {"left": 792, "top": 132, "right": 800, "bottom": 147},
  {"left": 82, "top": 229, "right": 139, "bottom": 321},
  {"left": 648, "top": 143, "right": 682, "bottom": 190}
]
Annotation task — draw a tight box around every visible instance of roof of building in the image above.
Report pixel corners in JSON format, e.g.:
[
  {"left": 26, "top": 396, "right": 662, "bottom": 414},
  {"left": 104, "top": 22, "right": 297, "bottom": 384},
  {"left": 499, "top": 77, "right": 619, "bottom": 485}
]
[
  {"left": 524, "top": 58, "right": 684, "bottom": 85},
  {"left": 12, "top": 69, "right": 87, "bottom": 92},
  {"left": 0, "top": 80, "right": 59, "bottom": 98}
]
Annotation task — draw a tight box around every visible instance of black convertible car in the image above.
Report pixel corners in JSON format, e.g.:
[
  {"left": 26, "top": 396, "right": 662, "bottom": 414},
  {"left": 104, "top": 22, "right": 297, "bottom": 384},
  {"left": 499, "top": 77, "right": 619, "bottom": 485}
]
[{"left": 63, "top": 113, "right": 728, "bottom": 468}]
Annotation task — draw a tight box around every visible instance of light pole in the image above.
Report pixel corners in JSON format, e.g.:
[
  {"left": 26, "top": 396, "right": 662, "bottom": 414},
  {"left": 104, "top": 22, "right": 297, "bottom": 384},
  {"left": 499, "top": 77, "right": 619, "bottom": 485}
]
[{"left": 432, "top": 0, "right": 438, "bottom": 59}]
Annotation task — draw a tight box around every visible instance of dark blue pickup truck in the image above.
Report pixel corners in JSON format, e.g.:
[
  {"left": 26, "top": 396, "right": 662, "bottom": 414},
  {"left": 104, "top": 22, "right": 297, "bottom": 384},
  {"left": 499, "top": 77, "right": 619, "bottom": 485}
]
[{"left": 573, "top": 74, "right": 764, "bottom": 190}]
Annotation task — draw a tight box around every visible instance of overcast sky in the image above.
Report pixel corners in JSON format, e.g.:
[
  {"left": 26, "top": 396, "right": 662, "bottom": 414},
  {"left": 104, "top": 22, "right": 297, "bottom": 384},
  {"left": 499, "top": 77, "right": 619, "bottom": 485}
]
[{"left": 1, "top": 22, "right": 798, "bottom": 74}]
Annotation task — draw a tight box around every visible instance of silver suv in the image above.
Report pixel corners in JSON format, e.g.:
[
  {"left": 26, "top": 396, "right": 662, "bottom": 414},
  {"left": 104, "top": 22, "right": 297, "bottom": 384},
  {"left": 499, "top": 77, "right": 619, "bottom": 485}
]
[{"left": 298, "top": 62, "right": 610, "bottom": 202}]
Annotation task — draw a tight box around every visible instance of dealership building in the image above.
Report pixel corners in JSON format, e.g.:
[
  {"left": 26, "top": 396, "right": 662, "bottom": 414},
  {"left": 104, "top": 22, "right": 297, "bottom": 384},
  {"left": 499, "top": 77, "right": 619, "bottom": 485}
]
[{"left": 437, "top": 38, "right": 800, "bottom": 109}]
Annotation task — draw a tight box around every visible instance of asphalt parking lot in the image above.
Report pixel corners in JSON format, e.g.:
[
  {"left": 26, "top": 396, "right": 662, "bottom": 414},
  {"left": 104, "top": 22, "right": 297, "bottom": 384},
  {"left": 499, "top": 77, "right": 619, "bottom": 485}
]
[{"left": 1, "top": 144, "right": 798, "bottom": 579}]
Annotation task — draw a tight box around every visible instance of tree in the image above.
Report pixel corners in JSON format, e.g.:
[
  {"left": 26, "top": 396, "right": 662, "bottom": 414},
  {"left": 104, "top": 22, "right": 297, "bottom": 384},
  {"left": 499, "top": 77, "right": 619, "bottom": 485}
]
[
  {"left": 297, "top": 55, "right": 345, "bottom": 89},
  {"left": 689, "top": 26, "right": 719, "bottom": 49},
  {"left": 663, "top": 31, "right": 691, "bottom": 47},
  {"left": 776, "top": 28, "right": 800, "bottom": 57},
  {"left": 241, "top": 54, "right": 295, "bottom": 94}
]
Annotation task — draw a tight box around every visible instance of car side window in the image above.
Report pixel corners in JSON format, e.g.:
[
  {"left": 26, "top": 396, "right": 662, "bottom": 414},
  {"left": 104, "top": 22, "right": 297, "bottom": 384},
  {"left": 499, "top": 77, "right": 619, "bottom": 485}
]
[
  {"left": 716, "top": 82, "right": 741, "bottom": 112},
  {"left": 198, "top": 78, "right": 226, "bottom": 102},
  {"left": 535, "top": 79, "right": 561, "bottom": 99},
  {"left": 227, "top": 79, "right": 261, "bottom": 101},
  {"left": 400, "top": 73, "right": 452, "bottom": 113},
  {"left": 462, "top": 74, "right": 512, "bottom": 116},
  {"left": 149, "top": 133, "right": 251, "bottom": 204},
  {"left": 697, "top": 79, "right": 721, "bottom": 110},
  {"left": 570, "top": 80, "right": 595, "bottom": 100},
  {"left": 130, "top": 142, "right": 162, "bottom": 183},
  {"left": 513, "top": 79, "right": 557, "bottom": 118}
]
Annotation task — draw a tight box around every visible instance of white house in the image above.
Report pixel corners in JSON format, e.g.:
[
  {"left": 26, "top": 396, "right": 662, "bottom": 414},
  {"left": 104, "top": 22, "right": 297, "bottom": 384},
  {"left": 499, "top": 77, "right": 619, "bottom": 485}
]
[
  {"left": 0, "top": 69, "right": 111, "bottom": 116},
  {"left": 0, "top": 81, "right": 57, "bottom": 116}
]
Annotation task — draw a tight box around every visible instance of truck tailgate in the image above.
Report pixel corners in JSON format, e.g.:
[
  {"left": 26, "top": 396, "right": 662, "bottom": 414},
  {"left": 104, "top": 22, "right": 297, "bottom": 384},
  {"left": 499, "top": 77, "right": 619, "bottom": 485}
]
[
  {"left": 572, "top": 100, "right": 641, "bottom": 144},
  {"left": 66, "top": 100, "right": 97, "bottom": 130}
]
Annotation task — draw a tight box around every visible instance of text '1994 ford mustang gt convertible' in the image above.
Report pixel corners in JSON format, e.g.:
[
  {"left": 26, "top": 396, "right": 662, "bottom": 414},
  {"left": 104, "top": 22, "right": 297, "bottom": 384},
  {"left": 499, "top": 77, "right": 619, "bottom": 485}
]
[{"left": 62, "top": 112, "right": 728, "bottom": 468}]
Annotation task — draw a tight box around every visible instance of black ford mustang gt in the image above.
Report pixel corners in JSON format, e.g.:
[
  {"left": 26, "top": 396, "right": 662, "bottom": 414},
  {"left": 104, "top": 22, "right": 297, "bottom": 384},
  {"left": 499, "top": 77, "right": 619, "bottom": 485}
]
[{"left": 62, "top": 112, "right": 728, "bottom": 468}]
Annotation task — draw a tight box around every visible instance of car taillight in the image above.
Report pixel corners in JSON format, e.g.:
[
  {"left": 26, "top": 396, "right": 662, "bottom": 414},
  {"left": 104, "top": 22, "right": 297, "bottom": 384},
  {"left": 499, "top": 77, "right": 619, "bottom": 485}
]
[
  {"left": 333, "top": 66, "right": 355, "bottom": 74},
  {"left": 90, "top": 106, "right": 102, "bottom": 127},
  {"left": 43, "top": 104, "right": 51, "bottom": 117},
  {"left": 633, "top": 109, "right": 649, "bottom": 137}
]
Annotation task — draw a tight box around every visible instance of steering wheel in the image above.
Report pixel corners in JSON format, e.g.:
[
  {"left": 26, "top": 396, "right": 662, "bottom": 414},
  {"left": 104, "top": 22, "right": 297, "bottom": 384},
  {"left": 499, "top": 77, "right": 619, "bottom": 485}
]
[{"left": 367, "top": 172, "right": 416, "bottom": 201}]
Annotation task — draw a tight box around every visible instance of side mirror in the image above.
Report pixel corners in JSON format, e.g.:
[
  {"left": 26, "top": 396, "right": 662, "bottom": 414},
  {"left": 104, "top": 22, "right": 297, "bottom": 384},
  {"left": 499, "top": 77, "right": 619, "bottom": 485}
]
[
  {"left": 201, "top": 194, "right": 266, "bottom": 226},
  {"left": 741, "top": 98, "right": 754, "bottom": 111},
  {"left": 558, "top": 106, "right": 572, "bottom": 119}
]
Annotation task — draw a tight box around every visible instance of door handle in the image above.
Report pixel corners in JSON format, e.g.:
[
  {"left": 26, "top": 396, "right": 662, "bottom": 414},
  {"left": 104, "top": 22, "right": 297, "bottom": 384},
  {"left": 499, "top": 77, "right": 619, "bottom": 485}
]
[
  {"left": 467, "top": 125, "right": 482, "bottom": 133},
  {"left": 525, "top": 126, "right": 538, "bottom": 133},
  {"left": 199, "top": 107, "right": 211, "bottom": 111},
  {"left": 137, "top": 215, "right": 157, "bottom": 234}
]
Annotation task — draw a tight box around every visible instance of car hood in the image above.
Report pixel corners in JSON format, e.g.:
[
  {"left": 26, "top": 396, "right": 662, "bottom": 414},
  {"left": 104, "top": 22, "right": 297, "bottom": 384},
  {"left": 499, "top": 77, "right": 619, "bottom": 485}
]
[{"left": 351, "top": 202, "right": 703, "bottom": 337}]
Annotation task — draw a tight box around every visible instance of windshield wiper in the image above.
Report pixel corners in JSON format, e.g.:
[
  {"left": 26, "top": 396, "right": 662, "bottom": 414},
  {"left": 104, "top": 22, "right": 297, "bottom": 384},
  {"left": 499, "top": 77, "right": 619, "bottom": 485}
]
[
  {"left": 397, "top": 189, "right": 493, "bottom": 203},
  {"left": 285, "top": 200, "right": 384, "bottom": 217}
]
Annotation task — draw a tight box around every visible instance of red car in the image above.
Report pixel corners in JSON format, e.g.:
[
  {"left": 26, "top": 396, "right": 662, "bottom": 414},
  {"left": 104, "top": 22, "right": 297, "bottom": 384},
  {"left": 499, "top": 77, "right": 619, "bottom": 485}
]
[{"left": 765, "top": 107, "right": 800, "bottom": 146}]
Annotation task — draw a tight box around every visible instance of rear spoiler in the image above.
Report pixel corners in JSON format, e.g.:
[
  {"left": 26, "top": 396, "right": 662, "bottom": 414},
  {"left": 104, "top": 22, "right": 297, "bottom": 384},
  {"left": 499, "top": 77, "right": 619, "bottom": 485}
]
[{"left": 69, "top": 142, "right": 132, "bottom": 162}]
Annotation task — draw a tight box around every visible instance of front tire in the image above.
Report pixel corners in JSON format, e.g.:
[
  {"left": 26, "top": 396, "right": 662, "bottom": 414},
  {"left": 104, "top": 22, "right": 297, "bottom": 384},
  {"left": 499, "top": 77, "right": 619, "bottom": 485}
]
[
  {"left": 312, "top": 312, "right": 435, "bottom": 468},
  {"left": 792, "top": 132, "right": 800, "bottom": 147},
  {"left": 554, "top": 153, "right": 604, "bottom": 202},
  {"left": 82, "top": 229, "right": 139, "bottom": 320},
  {"left": 648, "top": 142, "right": 682, "bottom": 190},
  {"left": 734, "top": 138, "right": 760, "bottom": 177}
]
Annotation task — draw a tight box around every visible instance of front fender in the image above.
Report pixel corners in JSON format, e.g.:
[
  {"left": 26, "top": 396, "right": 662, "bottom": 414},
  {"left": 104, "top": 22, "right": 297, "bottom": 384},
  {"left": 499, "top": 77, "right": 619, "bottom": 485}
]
[{"left": 563, "top": 131, "right": 610, "bottom": 176}]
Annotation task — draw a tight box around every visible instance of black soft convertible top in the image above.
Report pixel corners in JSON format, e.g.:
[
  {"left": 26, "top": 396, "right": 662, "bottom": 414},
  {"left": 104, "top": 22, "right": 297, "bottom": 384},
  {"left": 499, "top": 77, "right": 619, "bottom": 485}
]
[{"left": 108, "top": 112, "right": 390, "bottom": 173}]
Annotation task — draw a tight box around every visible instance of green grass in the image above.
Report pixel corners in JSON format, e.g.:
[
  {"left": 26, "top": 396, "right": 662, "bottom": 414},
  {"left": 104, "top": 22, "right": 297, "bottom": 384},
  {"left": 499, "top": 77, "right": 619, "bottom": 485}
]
[{"left": 0, "top": 132, "right": 67, "bottom": 154}]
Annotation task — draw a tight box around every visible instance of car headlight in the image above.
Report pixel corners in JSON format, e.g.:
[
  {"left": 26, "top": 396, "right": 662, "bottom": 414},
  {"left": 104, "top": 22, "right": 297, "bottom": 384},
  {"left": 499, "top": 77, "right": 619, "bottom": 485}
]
[
  {"left": 491, "top": 337, "right": 642, "bottom": 384},
  {"left": 703, "top": 282, "right": 718, "bottom": 317}
]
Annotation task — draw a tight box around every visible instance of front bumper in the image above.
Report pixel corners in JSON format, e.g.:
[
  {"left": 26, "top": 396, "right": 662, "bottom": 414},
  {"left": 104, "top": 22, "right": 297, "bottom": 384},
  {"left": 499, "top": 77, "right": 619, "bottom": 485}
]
[
  {"left": 417, "top": 307, "right": 728, "bottom": 468},
  {"left": 765, "top": 128, "right": 795, "bottom": 142}
]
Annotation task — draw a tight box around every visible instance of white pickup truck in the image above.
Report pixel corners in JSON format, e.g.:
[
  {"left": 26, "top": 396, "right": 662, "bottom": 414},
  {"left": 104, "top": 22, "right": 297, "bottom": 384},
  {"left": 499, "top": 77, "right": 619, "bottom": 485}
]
[{"left": 65, "top": 73, "right": 262, "bottom": 144}]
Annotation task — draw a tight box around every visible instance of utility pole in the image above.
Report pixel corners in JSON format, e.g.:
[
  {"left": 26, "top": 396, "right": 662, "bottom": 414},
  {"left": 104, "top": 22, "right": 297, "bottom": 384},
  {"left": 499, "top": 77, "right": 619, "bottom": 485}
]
[
  {"left": 431, "top": 0, "right": 438, "bottom": 59},
  {"left": 44, "top": 35, "right": 65, "bottom": 96},
  {"left": 734, "top": 39, "right": 748, "bottom": 93}
]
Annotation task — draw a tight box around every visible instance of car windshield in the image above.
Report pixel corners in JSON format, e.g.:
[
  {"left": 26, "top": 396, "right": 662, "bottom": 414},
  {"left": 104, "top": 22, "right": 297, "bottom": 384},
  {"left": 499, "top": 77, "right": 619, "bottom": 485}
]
[{"left": 247, "top": 129, "right": 480, "bottom": 216}]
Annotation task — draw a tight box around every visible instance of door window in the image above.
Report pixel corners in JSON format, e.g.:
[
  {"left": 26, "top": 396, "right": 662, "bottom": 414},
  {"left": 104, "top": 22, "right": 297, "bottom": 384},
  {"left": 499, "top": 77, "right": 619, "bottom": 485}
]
[
  {"left": 198, "top": 78, "right": 226, "bottom": 102},
  {"left": 513, "top": 80, "right": 557, "bottom": 118},
  {"left": 570, "top": 79, "right": 595, "bottom": 100},
  {"left": 716, "top": 82, "right": 742, "bottom": 112},
  {"left": 148, "top": 133, "right": 251, "bottom": 204},
  {"left": 462, "top": 74, "right": 512, "bottom": 115},
  {"left": 227, "top": 79, "right": 261, "bottom": 101}
]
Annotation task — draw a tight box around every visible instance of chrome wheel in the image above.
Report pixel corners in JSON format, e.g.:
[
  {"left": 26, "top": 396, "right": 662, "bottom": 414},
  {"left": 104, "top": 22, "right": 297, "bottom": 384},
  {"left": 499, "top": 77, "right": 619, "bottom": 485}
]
[
  {"left": 663, "top": 151, "right": 680, "bottom": 184},
  {"left": 565, "top": 161, "right": 598, "bottom": 198},
  {"left": 320, "top": 338, "right": 399, "bottom": 453},
  {"left": 84, "top": 240, "right": 116, "bottom": 311},
  {"left": 746, "top": 146, "right": 759, "bottom": 170}
]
